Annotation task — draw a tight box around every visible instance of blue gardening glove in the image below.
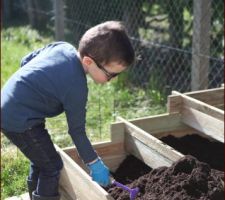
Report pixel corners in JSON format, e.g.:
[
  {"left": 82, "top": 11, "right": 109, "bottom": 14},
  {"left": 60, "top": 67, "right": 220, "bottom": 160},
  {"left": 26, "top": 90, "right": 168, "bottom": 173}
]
[{"left": 87, "top": 158, "right": 110, "bottom": 187}]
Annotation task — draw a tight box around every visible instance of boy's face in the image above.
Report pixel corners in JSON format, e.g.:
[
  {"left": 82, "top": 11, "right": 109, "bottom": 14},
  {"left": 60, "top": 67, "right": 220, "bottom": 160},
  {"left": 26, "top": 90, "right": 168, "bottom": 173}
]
[{"left": 82, "top": 56, "right": 126, "bottom": 84}]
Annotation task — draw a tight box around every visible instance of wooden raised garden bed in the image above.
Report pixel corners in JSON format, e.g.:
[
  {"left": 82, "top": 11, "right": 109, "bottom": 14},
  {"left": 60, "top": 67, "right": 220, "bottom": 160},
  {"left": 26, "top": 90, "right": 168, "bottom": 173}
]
[{"left": 57, "top": 86, "right": 224, "bottom": 200}]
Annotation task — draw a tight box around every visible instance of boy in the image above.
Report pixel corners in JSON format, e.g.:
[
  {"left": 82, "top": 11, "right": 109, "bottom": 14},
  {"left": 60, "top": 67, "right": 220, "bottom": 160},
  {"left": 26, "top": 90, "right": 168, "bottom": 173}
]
[{"left": 1, "top": 21, "right": 135, "bottom": 200}]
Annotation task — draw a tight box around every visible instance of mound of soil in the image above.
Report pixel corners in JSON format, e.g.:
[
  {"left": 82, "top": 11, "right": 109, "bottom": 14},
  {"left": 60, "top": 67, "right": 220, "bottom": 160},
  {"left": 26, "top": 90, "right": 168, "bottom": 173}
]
[
  {"left": 111, "top": 154, "right": 152, "bottom": 184},
  {"left": 106, "top": 155, "right": 224, "bottom": 200},
  {"left": 160, "top": 134, "right": 224, "bottom": 171}
]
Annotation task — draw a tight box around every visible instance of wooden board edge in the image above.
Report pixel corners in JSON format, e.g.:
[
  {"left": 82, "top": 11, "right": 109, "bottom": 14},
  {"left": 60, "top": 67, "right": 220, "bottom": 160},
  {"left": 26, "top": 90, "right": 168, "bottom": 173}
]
[
  {"left": 56, "top": 145, "right": 114, "bottom": 200},
  {"left": 117, "top": 117, "right": 184, "bottom": 163},
  {"left": 181, "top": 107, "right": 224, "bottom": 143},
  {"left": 172, "top": 91, "right": 224, "bottom": 121}
]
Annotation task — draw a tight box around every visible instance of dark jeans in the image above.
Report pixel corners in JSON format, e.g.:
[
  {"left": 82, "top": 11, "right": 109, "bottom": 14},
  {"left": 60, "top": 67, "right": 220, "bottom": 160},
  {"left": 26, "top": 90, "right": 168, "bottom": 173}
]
[{"left": 2, "top": 124, "right": 63, "bottom": 197}]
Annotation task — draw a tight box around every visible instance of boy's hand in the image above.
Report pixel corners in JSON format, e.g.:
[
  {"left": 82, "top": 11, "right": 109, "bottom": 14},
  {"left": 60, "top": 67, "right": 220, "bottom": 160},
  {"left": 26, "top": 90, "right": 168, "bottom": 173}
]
[{"left": 87, "top": 157, "right": 110, "bottom": 187}]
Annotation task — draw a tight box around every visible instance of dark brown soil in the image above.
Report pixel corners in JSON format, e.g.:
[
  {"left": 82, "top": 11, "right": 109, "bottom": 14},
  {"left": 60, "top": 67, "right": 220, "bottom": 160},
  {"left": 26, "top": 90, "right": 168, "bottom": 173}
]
[
  {"left": 160, "top": 134, "right": 224, "bottom": 171},
  {"left": 110, "top": 154, "right": 152, "bottom": 184},
  {"left": 106, "top": 155, "right": 224, "bottom": 200}
]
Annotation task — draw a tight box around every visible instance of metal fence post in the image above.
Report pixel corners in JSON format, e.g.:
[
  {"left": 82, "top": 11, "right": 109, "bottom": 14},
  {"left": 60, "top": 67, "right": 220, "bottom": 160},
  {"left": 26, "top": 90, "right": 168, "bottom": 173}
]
[
  {"left": 191, "top": 0, "right": 211, "bottom": 91},
  {"left": 26, "top": 0, "right": 35, "bottom": 27},
  {"left": 3, "top": 0, "right": 11, "bottom": 22},
  {"left": 54, "top": 0, "right": 65, "bottom": 40}
]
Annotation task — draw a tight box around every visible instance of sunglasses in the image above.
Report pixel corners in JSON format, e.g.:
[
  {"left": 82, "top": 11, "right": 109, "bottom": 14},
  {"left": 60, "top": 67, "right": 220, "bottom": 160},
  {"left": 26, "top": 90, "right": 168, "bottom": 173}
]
[{"left": 88, "top": 55, "right": 120, "bottom": 81}]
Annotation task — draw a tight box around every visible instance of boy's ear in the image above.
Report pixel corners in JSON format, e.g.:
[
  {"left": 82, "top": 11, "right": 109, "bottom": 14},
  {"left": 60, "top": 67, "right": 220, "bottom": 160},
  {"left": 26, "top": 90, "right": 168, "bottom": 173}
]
[{"left": 82, "top": 56, "right": 93, "bottom": 66}]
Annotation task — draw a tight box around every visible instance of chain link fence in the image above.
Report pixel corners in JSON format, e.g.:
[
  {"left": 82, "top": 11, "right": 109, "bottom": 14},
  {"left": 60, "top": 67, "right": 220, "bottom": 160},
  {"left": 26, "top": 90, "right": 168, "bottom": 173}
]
[
  {"left": 64, "top": 0, "right": 224, "bottom": 92},
  {"left": 4, "top": 0, "right": 224, "bottom": 92},
  {"left": 3, "top": 0, "right": 224, "bottom": 143}
]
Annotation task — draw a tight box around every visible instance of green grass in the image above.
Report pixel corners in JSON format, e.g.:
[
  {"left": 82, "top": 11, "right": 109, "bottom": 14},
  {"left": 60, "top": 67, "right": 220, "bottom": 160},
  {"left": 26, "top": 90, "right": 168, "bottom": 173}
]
[
  {"left": 1, "top": 147, "right": 30, "bottom": 200},
  {"left": 1, "top": 26, "right": 52, "bottom": 85},
  {"left": 1, "top": 26, "right": 166, "bottom": 198}
]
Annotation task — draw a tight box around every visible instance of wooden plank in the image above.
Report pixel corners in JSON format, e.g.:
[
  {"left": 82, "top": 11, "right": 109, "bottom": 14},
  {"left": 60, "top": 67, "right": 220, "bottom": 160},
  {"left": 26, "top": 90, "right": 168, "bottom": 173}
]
[
  {"left": 122, "top": 113, "right": 185, "bottom": 133},
  {"left": 110, "top": 122, "right": 125, "bottom": 143},
  {"left": 20, "top": 193, "right": 29, "bottom": 200},
  {"left": 5, "top": 196, "right": 21, "bottom": 200},
  {"left": 63, "top": 142, "right": 125, "bottom": 161},
  {"left": 111, "top": 113, "right": 201, "bottom": 139},
  {"left": 184, "top": 87, "right": 224, "bottom": 105},
  {"left": 170, "top": 91, "right": 224, "bottom": 142},
  {"left": 5, "top": 197, "right": 21, "bottom": 200},
  {"left": 167, "top": 94, "right": 182, "bottom": 113},
  {"left": 5, "top": 193, "right": 29, "bottom": 200},
  {"left": 168, "top": 87, "right": 224, "bottom": 112},
  {"left": 62, "top": 146, "right": 84, "bottom": 168},
  {"left": 181, "top": 107, "right": 224, "bottom": 142},
  {"left": 5, "top": 191, "right": 74, "bottom": 200},
  {"left": 101, "top": 154, "right": 127, "bottom": 172},
  {"left": 94, "top": 142, "right": 125, "bottom": 157},
  {"left": 217, "top": 105, "right": 224, "bottom": 110},
  {"left": 56, "top": 145, "right": 114, "bottom": 200},
  {"left": 110, "top": 113, "right": 210, "bottom": 141},
  {"left": 117, "top": 117, "right": 183, "bottom": 164},
  {"left": 59, "top": 187, "right": 77, "bottom": 200},
  {"left": 125, "top": 133, "right": 183, "bottom": 168},
  {"left": 171, "top": 91, "right": 224, "bottom": 121},
  {"left": 111, "top": 113, "right": 196, "bottom": 138},
  {"left": 63, "top": 142, "right": 126, "bottom": 172}
]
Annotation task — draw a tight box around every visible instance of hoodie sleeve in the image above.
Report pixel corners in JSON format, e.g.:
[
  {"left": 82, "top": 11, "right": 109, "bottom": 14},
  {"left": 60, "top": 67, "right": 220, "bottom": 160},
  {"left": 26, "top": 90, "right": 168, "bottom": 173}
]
[{"left": 63, "top": 85, "right": 98, "bottom": 164}]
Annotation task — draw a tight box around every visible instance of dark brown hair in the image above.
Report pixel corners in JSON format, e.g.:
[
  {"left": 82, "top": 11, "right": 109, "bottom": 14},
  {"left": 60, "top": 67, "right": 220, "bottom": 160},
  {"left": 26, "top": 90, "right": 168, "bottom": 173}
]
[{"left": 78, "top": 21, "right": 135, "bottom": 67}]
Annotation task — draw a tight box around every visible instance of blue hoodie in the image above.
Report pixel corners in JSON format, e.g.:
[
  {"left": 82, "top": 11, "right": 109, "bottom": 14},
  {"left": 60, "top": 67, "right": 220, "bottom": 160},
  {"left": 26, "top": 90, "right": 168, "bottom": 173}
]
[{"left": 1, "top": 41, "right": 97, "bottom": 163}]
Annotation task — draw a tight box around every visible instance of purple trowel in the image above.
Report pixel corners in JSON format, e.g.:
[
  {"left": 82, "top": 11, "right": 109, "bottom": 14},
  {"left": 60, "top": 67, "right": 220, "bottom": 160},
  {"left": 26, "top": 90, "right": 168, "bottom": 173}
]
[{"left": 110, "top": 177, "right": 139, "bottom": 200}]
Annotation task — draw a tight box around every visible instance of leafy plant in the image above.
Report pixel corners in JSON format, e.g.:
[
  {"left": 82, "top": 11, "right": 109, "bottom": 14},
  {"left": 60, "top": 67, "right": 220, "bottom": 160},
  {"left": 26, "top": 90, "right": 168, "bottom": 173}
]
[{"left": 146, "top": 68, "right": 167, "bottom": 105}]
